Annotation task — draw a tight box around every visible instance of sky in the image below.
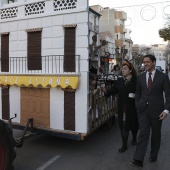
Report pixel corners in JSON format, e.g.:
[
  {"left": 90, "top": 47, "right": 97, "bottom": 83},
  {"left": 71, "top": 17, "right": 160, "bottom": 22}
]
[{"left": 89, "top": 0, "right": 170, "bottom": 45}]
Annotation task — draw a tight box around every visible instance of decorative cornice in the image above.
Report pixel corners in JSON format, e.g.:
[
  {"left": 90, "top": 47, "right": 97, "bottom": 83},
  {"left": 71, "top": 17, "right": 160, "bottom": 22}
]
[
  {"left": 1, "top": 32, "right": 10, "bottom": 35},
  {"left": 62, "top": 24, "right": 77, "bottom": 28},
  {"left": 25, "top": 28, "right": 43, "bottom": 32}
]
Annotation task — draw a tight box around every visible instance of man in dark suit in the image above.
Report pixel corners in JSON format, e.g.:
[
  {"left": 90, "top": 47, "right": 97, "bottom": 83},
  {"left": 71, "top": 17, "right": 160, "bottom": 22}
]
[{"left": 131, "top": 54, "right": 170, "bottom": 167}]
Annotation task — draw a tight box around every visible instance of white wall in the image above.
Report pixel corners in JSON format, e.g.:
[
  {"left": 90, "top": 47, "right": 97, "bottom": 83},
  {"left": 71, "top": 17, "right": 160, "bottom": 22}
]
[
  {"left": 50, "top": 88, "right": 64, "bottom": 130},
  {"left": 10, "top": 86, "right": 21, "bottom": 123}
]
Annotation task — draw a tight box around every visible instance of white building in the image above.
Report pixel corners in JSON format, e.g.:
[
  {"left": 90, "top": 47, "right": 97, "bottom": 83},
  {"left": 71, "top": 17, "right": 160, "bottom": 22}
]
[
  {"left": 125, "top": 29, "right": 133, "bottom": 60},
  {"left": 148, "top": 44, "right": 166, "bottom": 60}
]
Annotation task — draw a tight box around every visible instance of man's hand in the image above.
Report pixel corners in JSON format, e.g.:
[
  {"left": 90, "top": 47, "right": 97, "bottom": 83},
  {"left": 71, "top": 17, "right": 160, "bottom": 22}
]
[{"left": 159, "top": 112, "right": 167, "bottom": 120}]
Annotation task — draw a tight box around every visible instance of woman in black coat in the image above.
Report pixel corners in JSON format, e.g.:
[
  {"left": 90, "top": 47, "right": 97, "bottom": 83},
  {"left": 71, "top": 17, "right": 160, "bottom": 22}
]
[{"left": 103, "top": 61, "right": 138, "bottom": 152}]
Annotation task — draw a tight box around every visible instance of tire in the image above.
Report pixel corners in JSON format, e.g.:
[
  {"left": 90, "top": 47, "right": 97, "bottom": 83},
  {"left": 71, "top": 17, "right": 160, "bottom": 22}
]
[{"left": 0, "top": 119, "right": 16, "bottom": 170}]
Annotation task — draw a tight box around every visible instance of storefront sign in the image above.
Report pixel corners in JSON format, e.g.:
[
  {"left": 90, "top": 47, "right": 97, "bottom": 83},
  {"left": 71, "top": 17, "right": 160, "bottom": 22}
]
[{"left": 0, "top": 76, "right": 79, "bottom": 89}]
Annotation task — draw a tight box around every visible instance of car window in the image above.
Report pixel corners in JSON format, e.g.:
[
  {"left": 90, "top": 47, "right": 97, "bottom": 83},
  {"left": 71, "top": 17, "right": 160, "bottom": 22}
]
[{"left": 155, "top": 66, "right": 162, "bottom": 72}]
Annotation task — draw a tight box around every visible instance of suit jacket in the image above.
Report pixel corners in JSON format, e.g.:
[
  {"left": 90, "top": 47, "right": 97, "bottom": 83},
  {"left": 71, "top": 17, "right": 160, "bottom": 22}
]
[{"left": 135, "top": 70, "right": 170, "bottom": 118}]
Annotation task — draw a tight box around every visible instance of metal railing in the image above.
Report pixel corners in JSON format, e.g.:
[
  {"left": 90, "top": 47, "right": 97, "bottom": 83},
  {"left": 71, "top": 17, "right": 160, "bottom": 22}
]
[
  {"left": 88, "top": 83, "right": 117, "bottom": 132},
  {"left": 0, "top": 55, "right": 80, "bottom": 74}
]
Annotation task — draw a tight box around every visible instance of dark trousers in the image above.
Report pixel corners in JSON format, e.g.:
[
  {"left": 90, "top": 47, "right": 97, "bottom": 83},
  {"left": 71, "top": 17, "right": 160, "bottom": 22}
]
[
  {"left": 133, "top": 107, "right": 162, "bottom": 162},
  {"left": 120, "top": 126, "right": 138, "bottom": 148}
]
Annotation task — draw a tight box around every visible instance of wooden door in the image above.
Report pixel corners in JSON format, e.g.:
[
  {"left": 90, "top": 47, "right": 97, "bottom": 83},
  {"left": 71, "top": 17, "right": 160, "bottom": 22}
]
[{"left": 21, "top": 88, "right": 50, "bottom": 128}]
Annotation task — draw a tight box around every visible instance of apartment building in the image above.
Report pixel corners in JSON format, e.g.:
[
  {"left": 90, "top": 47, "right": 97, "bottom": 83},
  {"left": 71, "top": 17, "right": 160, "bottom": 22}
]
[{"left": 90, "top": 5, "right": 133, "bottom": 70}]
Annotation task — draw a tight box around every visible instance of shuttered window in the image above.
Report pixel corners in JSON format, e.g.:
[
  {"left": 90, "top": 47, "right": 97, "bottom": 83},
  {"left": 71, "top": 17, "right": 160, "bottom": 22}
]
[
  {"left": 64, "top": 91, "right": 75, "bottom": 131},
  {"left": 64, "top": 27, "right": 76, "bottom": 72},
  {"left": 1, "top": 34, "right": 9, "bottom": 72},
  {"left": 1, "top": 87, "right": 10, "bottom": 120},
  {"left": 28, "top": 31, "right": 42, "bottom": 70}
]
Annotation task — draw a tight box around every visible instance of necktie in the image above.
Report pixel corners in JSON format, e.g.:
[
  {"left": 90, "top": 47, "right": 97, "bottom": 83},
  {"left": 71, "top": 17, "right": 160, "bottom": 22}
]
[{"left": 148, "top": 72, "right": 152, "bottom": 92}]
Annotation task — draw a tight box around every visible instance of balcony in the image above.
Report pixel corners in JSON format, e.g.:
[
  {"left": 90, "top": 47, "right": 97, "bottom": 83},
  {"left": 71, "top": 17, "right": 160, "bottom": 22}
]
[
  {"left": 0, "top": 55, "right": 80, "bottom": 75},
  {"left": 115, "top": 39, "right": 123, "bottom": 47},
  {"left": 89, "top": 22, "right": 93, "bottom": 31},
  {"left": 115, "top": 11, "right": 127, "bottom": 21},
  {"left": 94, "top": 25, "right": 99, "bottom": 33},
  {"left": 115, "top": 25, "right": 123, "bottom": 33}
]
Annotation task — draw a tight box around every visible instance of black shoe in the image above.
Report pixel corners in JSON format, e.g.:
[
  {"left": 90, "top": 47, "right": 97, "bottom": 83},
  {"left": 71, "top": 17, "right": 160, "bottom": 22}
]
[
  {"left": 149, "top": 157, "right": 157, "bottom": 162},
  {"left": 131, "top": 140, "right": 137, "bottom": 145},
  {"left": 130, "top": 160, "right": 143, "bottom": 167},
  {"left": 119, "top": 147, "right": 127, "bottom": 153}
]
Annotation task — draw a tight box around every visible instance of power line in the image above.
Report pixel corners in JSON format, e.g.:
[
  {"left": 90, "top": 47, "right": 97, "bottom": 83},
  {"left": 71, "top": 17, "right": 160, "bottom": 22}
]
[{"left": 113, "top": 1, "right": 170, "bottom": 9}]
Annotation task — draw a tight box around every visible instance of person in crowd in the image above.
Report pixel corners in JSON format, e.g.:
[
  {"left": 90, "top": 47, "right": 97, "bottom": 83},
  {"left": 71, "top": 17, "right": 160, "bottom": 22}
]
[
  {"left": 89, "top": 73, "right": 97, "bottom": 91},
  {"left": 111, "top": 64, "right": 121, "bottom": 76},
  {"left": 102, "top": 60, "right": 138, "bottom": 153},
  {"left": 131, "top": 54, "right": 170, "bottom": 167},
  {"left": 89, "top": 65, "right": 97, "bottom": 75},
  {"left": 168, "top": 70, "right": 170, "bottom": 80},
  {"left": 99, "top": 66, "right": 103, "bottom": 77}
]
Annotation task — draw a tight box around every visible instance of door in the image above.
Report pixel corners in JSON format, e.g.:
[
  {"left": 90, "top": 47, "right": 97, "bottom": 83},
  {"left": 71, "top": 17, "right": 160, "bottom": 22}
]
[{"left": 21, "top": 88, "right": 50, "bottom": 128}]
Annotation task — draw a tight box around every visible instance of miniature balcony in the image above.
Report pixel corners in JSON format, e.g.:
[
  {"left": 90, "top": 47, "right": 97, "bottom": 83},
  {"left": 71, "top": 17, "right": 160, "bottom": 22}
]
[{"left": 0, "top": 55, "right": 80, "bottom": 75}]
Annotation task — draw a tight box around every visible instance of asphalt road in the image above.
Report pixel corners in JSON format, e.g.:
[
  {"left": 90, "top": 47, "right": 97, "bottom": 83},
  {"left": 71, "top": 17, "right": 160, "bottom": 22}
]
[{"left": 13, "top": 115, "right": 170, "bottom": 170}]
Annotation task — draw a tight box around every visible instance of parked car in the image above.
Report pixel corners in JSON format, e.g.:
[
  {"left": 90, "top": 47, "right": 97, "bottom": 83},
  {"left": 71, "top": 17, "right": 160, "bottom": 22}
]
[{"left": 155, "top": 66, "right": 164, "bottom": 72}]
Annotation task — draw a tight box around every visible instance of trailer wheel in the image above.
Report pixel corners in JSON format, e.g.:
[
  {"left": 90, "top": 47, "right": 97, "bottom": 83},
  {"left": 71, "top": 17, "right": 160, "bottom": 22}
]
[{"left": 0, "top": 120, "right": 16, "bottom": 170}]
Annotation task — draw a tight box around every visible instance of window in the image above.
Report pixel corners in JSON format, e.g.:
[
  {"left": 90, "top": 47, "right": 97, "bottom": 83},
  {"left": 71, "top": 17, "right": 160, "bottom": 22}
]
[
  {"left": 27, "top": 31, "right": 42, "bottom": 70},
  {"left": 1, "top": 33, "right": 9, "bottom": 72},
  {"left": 64, "top": 27, "right": 76, "bottom": 72}
]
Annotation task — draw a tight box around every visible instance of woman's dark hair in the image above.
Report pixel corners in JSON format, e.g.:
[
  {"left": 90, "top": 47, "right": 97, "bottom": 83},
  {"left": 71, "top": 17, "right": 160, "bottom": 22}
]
[
  {"left": 122, "top": 60, "right": 136, "bottom": 77},
  {"left": 113, "top": 64, "right": 120, "bottom": 71},
  {"left": 143, "top": 54, "right": 156, "bottom": 62}
]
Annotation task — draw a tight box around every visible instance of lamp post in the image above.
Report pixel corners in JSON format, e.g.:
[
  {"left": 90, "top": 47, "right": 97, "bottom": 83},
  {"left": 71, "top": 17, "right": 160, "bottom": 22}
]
[{"left": 115, "top": 46, "right": 128, "bottom": 65}]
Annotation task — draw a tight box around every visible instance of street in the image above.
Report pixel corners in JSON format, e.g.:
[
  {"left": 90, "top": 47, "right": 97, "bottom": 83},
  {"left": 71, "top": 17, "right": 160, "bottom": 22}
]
[{"left": 13, "top": 115, "right": 170, "bottom": 170}]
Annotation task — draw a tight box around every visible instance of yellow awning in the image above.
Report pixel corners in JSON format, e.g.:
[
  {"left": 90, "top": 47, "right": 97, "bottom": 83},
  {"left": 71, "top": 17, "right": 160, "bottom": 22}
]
[{"left": 0, "top": 76, "right": 79, "bottom": 89}]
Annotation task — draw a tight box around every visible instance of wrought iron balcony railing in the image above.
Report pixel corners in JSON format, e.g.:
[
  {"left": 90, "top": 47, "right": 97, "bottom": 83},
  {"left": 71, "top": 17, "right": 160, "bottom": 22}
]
[{"left": 0, "top": 55, "right": 80, "bottom": 74}]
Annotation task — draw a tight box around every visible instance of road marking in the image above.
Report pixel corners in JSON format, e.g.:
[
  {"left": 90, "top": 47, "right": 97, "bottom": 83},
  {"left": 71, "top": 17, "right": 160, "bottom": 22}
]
[{"left": 36, "top": 155, "right": 60, "bottom": 170}]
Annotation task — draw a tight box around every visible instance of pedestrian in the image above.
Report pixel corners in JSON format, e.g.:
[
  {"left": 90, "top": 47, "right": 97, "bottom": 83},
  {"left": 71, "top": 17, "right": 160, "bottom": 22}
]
[
  {"left": 89, "top": 73, "right": 97, "bottom": 91},
  {"left": 168, "top": 70, "right": 170, "bottom": 80},
  {"left": 102, "top": 60, "right": 138, "bottom": 153},
  {"left": 131, "top": 54, "right": 170, "bottom": 167},
  {"left": 111, "top": 64, "right": 121, "bottom": 76}
]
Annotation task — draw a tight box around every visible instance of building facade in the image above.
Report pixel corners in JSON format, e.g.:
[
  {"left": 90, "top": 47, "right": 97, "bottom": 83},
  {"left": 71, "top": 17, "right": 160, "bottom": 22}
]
[{"left": 90, "top": 5, "right": 132, "bottom": 70}]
